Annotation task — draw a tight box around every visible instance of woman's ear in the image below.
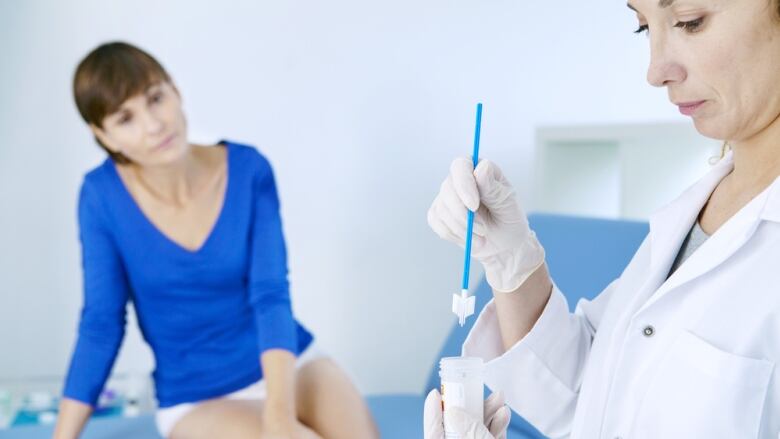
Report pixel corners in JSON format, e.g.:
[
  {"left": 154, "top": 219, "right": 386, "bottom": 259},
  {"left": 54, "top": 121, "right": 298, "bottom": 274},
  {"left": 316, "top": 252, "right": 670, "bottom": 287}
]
[{"left": 89, "top": 123, "right": 121, "bottom": 153}]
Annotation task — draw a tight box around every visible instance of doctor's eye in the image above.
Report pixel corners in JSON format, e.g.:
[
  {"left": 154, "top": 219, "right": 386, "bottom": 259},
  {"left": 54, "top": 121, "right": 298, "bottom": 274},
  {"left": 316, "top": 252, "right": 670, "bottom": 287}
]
[
  {"left": 634, "top": 24, "right": 649, "bottom": 35},
  {"left": 674, "top": 17, "right": 704, "bottom": 33}
]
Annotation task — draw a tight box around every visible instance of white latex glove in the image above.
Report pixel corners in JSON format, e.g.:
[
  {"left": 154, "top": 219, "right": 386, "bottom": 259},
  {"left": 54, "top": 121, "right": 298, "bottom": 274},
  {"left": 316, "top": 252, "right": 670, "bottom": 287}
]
[
  {"left": 423, "top": 389, "right": 511, "bottom": 439},
  {"left": 427, "top": 158, "right": 545, "bottom": 292}
]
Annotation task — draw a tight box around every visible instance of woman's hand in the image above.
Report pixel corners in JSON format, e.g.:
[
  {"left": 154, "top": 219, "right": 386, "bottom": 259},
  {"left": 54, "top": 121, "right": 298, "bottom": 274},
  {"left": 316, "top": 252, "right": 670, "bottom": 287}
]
[
  {"left": 259, "top": 350, "right": 323, "bottom": 439},
  {"left": 423, "top": 389, "right": 511, "bottom": 439},
  {"left": 427, "top": 158, "right": 545, "bottom": 292},
  {"left": 261, "top": 411, "right": 322, "bottom": 439}
]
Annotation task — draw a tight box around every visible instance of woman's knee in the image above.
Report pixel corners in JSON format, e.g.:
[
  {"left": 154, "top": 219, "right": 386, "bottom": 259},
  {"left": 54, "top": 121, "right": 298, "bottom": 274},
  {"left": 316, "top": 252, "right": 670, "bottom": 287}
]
[
  {"left": 295, "top": 358, "right": 379, "bottom": 438},
  {"left": 169, "top": 399, "right": 265, "bottom": 439}
]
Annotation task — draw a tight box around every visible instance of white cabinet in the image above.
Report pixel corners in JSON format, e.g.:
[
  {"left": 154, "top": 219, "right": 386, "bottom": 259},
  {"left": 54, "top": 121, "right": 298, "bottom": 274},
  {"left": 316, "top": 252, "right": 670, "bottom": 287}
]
[{"left": 531, "top": 122, "right": 721, "bottom": 220}]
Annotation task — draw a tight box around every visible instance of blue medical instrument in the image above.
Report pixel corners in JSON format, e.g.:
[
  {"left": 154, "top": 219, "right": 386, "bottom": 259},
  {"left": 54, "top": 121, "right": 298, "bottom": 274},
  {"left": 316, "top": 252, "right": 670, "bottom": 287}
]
[{"left": 452, "top": 103, "right": 482, "bottom": 326}]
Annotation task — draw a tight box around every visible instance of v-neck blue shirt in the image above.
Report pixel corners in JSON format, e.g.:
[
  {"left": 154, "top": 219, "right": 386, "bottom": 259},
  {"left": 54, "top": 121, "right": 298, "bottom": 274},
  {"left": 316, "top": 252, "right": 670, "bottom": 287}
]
[{"left": 63, "top": 141, "right": 313, "bottom": 408}]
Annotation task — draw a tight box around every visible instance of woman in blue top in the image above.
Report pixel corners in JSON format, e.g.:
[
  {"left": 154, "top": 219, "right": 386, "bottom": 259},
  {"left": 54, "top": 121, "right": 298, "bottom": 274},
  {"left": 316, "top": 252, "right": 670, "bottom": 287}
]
[{"left": 53, "top": 42, "right": 378, "bottom": 439}]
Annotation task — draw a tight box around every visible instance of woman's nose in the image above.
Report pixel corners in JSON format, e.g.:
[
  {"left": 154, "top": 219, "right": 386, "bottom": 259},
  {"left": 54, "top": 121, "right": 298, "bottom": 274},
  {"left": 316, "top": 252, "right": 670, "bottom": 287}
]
[
  {"left": 141, "top": 110, "right": 165, "bottom": 134},
  {"left": 646, "top": 36, "right": 686, "bottom": 87}
]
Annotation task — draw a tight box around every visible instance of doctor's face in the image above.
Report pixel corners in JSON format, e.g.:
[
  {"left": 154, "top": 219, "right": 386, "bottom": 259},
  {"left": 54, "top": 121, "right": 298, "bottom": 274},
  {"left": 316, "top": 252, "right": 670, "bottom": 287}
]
[{"left": 629, "top": 0, "right": 780, "bottom": 142}]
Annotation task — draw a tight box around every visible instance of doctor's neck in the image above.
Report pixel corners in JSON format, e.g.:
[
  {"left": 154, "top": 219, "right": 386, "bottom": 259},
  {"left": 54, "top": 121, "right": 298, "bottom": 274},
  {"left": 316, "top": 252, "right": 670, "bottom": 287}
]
[{"left": 725, "top": 121, "right": 780, "bottom": 193}]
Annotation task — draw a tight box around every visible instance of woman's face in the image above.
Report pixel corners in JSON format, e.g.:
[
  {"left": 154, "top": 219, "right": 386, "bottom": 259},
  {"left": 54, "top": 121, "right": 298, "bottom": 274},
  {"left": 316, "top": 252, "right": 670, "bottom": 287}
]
[
  {"left": 92, "top": 81, "right": 189, "bottom": 166},
  {"left": 630, "top": 0, "right": 780, "bottom": 142}
]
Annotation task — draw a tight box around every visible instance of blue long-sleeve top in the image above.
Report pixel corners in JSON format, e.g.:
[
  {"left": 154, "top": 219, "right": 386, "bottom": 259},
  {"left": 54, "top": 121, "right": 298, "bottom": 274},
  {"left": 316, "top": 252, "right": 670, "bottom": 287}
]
[{"left": 63, "top": 141, "right": 313, "bottom": 408}]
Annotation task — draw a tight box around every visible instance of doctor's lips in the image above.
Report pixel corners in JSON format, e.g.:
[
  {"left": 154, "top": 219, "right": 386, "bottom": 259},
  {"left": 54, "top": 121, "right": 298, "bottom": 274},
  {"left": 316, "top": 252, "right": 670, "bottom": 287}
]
[{"left": 675, "top": 100, "right": 706, "bottom": 116}]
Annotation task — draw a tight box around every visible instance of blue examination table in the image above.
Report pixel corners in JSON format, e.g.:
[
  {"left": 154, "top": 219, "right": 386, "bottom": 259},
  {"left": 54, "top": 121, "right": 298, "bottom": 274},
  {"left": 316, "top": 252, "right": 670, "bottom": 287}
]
[{"left": 0, "top": 213, "right": 647, "bottom": 439}]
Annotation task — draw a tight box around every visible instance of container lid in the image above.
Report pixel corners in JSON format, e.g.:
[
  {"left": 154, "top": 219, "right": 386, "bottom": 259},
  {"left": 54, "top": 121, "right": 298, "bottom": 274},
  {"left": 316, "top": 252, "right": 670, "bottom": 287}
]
[{"left": 439, "top": 356, "right": 484, "bottom": 371}]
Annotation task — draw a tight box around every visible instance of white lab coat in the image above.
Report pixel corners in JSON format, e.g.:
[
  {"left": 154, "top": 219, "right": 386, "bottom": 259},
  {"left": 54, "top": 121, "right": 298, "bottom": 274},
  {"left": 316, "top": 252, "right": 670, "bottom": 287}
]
[{"left": 463, "top": 151, "right": 780, "bottom": 439}]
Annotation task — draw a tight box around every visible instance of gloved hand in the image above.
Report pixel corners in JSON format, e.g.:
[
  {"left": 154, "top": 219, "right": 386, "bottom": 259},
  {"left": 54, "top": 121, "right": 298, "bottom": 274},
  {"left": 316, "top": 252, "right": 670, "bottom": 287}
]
[
  {"left": 423, "top": 389, "right": 511, "bottom": 439},
  {"left": 427, "top": 158, "right": 545, "bottom": 292}
]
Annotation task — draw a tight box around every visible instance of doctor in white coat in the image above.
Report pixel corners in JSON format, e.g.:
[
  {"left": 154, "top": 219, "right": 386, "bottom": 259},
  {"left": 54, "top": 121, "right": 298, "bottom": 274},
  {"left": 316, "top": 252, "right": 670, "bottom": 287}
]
[{"left": 423, "top": 0, "right": 780, "bottom": 437}]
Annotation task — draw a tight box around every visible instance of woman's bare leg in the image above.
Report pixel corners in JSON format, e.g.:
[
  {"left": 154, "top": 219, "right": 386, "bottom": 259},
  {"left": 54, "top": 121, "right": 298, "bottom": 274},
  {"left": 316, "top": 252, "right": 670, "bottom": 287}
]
[
  {"left": 168, "top": 358, "right": 376, "bottom": 439},
  {"left": 295, "top": 358, "right": 379, "bottom": 439},
  {"left": 168, "top": 399, "right": 320, "bottom": 439},
  {"left": 169, "top": 399, "right": 262, "bottom": 439}
]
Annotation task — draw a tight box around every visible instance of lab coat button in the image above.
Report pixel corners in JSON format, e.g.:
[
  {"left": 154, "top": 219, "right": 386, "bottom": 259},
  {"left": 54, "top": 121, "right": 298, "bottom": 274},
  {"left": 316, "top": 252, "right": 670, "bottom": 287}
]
[{"left": 643, "top": 325, "right": 655, "bottom": 337}]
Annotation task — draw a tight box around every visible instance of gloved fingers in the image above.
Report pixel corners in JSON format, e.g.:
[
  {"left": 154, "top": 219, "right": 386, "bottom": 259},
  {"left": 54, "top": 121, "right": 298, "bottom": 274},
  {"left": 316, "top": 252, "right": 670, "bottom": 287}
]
[
  {"left": 450, "top": 157, "right": 480, "bottom": 212},
  {"left": 473, "top": 216, "right": 488, "bottom": 237},
  {"left": 445, "top": 407, "right": 494, "bottom": 439},
  {"left": 467, "top": 203, "right": 488, "bottom": 238},
  {"left": 432, "top": 197, "right": 468, "bottom": 246},
  {"left": 483, "top": 390, "right": 505, "bottom": 423},
  {"left": 441, "top": 176, "right": 489, "bottom": 237},
  {"left": 474, "top": 158, "right": 505, "bottom": 185},
  {"left": 486, "top": 406, "right": 511, "bottom": 439},
  {"left": 423, "top": 389, "right": 445, "bottom": 439},
  {"left": 441, "top": 175, "right": 470, "bottom": 230},
  {"left": 428, "top": 201, "right": 465, "bottom": 246},
  {"left": 473, "top": 160, "right": 516, "bottom": 213},
  {"left": 436, "top": 180, "right": 486, "bottom": 244},
  {"left": 428, "top": 184, "right": 466, "bottom": 245},
  {"left": 475, "top": 204, "right": 493, "bottom": 229},
  {"left": 470, "top": 235, "right": 489, "bottom": 257}
]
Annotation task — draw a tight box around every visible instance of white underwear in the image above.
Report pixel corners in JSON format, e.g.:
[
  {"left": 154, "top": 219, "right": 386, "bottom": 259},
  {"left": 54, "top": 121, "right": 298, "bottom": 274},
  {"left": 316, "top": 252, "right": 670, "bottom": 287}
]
[{"left": 154, "top": 343, "right": 325, "bottom": 438}]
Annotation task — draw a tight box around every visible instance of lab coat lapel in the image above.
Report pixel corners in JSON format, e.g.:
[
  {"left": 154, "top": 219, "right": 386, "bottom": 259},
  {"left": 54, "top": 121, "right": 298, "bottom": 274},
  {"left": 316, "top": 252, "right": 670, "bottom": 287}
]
[
  {"left": 650, "top": 195, "right": 763, "bottom": 306},
  {"left": 760, "top": 177, "right": 780, "bottom": 223},
  {"left": 647, "top": 153, "right": 734, "bottom": 272},
  {"left": 636, "top": 153, "right": 735, "bottom": 313}
]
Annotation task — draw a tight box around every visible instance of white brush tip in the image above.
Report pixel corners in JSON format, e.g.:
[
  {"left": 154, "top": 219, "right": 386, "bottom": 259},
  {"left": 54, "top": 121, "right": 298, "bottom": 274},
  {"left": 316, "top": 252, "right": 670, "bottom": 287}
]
[{"left": 452, "top": 292, "right": 476, "bottom": 325}]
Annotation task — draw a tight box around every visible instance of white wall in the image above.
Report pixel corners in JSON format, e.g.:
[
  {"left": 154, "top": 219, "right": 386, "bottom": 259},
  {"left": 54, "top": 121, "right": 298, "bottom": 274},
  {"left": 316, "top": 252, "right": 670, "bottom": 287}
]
[{"left": 0, "top": 0, "right": 698, "bottom": 396}]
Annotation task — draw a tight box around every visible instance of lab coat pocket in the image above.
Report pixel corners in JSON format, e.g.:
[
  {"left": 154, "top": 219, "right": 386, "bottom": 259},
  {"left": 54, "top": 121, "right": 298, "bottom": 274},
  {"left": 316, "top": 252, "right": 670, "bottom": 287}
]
[{"left": 634, "top": 330, "right": 773, "bottom": 439}]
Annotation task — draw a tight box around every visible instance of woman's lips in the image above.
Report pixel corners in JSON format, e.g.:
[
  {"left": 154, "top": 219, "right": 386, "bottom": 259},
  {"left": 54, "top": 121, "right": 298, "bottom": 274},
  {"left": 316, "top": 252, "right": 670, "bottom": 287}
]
[
  {"left": 677, "top": 100, "right": 706, "bottom": 116},
  {"left": 155, "top": 133, "right": 176, "bottom": 150}
]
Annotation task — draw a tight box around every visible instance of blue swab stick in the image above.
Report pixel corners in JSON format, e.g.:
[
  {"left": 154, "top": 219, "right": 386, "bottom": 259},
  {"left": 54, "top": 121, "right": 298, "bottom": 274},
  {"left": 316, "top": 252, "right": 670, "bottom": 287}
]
[{"left": 453, "top": 103, "right": 482, "bottom": 326}]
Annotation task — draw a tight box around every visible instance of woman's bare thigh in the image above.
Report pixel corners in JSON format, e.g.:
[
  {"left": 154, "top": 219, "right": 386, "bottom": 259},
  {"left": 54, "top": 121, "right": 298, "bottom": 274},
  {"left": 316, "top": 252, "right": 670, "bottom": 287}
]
[
  {"left": 169, "top": 358, "right": 377, "bottom": 439},
  {"left": 295, "top": 358, "right": 379, "bottom": 439},
  {"left": 169, "top": 399, "right": 265, "bottom": 439}
]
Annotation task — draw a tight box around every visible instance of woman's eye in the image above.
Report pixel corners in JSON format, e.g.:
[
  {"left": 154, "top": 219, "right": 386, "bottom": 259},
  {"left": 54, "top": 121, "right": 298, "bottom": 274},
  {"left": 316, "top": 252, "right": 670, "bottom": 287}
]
[
  {"left": 150, "top": 92, "right": 163, "bottom": 104},
  {"left": 634, "top": 24, "right": 649, "bottom": 35},
  {"left": 118, "top": 114, "right": 132, "bottom": 125},
  {"left": 674, "top": 17, "right": 704, "bottom": 32}
]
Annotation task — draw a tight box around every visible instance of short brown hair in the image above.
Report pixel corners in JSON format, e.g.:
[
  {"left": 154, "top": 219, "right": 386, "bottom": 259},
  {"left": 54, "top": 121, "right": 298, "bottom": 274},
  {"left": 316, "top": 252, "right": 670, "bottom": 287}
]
[{"left": 73, "top": 42, "right": 171, "bottom": 164}]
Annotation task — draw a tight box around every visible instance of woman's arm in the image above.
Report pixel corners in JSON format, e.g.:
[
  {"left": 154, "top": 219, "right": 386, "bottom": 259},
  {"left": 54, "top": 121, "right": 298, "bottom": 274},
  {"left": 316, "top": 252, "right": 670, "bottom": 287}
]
[
  {"left": 260, "top": 349, "right": 297, "bottom": 424},
  {"left": 247, "top": 153, "right": 299, "bottom": 355},
  {"left": 55, "top": 181, "right": 130, "bottom": 437},
  {"left": 246, "top": 152, "right": 303, "bottom": 428},
  {"left": 53, "top": 398, "right": 93, "bottom": 439}
]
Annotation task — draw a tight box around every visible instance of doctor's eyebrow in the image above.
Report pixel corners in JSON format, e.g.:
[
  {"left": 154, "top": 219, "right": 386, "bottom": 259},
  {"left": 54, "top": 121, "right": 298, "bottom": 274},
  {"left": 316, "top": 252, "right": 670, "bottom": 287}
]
[{"left": 627, "top": 0, "right": 675, "bottom": 12}]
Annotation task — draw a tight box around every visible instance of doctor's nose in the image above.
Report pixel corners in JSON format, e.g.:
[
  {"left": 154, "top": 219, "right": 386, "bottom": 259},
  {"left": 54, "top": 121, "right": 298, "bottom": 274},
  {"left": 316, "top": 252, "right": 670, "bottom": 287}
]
[{"left": 646, "top": 36, "right": 686, "bottom": 87}]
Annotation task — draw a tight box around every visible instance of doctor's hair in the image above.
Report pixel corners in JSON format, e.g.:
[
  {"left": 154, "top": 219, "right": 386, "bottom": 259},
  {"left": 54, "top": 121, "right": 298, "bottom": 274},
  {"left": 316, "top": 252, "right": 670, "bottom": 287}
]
[
  {"left": 73, "top": 41, "right": 171, "bottom": 164},
  {"left": 720, "top": 141, "right": 731, "bottom": 158}
]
